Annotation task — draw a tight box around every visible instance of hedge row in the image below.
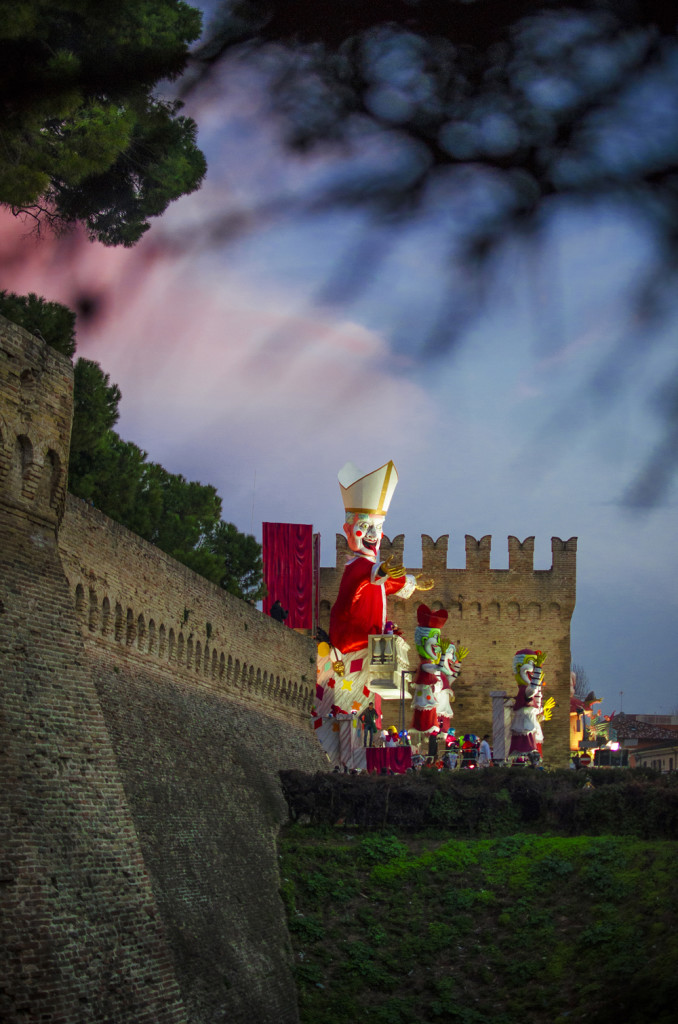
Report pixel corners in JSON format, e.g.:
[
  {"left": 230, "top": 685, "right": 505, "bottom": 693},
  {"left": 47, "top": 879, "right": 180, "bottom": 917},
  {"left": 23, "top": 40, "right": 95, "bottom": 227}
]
[{"left": 279, "top": 767, "right": 678, "bottom": 837}]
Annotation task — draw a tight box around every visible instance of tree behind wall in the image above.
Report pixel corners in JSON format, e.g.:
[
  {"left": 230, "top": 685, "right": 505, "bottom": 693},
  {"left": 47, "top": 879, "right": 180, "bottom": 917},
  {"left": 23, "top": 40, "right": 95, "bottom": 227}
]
[
  {"left": 68, "top": 359, "right": 265, "bottom": 601},
  {"left": 0, "top": 291, "right": 76, "bottom": 358},
  {"left": 0, "top": 291, "right": 264, "bottom": 601},
  {"left": 571, "top": 662, "right": 591, "bottom": 702}
]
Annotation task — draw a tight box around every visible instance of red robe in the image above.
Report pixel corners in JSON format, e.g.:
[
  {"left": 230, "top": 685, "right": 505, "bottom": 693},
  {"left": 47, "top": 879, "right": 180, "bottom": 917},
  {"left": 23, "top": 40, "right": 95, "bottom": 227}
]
[
  {"left": 329, "top": 556, "right": 409, "bottom": 655},
  {"left": 410, "top": 663, "right": 440, "bottom": 733},
  {"left": 508, "top": 684, "right": 542, "bottom": 755}
]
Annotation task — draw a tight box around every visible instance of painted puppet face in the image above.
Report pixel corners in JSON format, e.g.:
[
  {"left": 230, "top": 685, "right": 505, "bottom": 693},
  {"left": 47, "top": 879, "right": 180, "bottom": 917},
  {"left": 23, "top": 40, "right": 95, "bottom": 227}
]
[
  {"left": 416, "top": 628, "right": 442, "bottom": 664},
  {"left": 343, "top": 513, "right": 385, "bottom": 562},
  {"left": 516, "top": 656, "right": 537, "bottom": 686},
  {"left": 439, "top": 643, "right": 458, "bottom": 673}
]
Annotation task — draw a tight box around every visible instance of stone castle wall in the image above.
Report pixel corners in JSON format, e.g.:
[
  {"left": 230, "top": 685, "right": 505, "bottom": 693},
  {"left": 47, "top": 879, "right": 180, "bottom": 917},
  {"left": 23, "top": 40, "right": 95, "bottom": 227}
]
[
  {"left": 58, "top": 494, "right": 317, "bottom": 727},
  {"left": 0, "top": 315, "right": 327, "bottom": 1024},
  {"left": 0, "top": 309, "right": 577, "bottom": 1023},
  {"left": 319, "top": 531, "right": 576, "bottom": 767}
]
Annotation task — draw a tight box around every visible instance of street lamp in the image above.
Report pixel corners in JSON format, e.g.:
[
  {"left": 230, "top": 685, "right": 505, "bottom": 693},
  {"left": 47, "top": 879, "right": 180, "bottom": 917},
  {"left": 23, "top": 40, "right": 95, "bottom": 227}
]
[{"left": 400, "top": 670, "right": 415, "bottom": 736}]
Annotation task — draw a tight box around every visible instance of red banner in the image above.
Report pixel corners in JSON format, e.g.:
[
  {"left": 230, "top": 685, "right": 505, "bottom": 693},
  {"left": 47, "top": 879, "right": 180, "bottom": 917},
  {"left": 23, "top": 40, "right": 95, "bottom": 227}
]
[
  {"left": 262, "top": 523, "right": 316, "bottom": 630},
  {"left": 313, "top": 530, "right": 320, "bottom": 635},
  {"left": 365, "top": 747, "right": 412, "bottom": 774}
]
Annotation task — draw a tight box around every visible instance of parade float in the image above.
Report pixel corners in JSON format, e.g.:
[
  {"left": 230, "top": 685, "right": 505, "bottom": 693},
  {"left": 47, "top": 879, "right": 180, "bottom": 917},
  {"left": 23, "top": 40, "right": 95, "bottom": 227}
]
[
  {"left": 435, "top": 636, "right": 468, "bottom": 731},
  {"left": 507, "top": 648, "right": 556, "bottom": 764},
  {"left": 410, "top": 604, "right": 448, "bottom": 735},
  {"left": 311, "top": 461, "right": 433, "bottom": 771},
  {"left": 310, "top": 461, "right": 564, "bottom": 770}
]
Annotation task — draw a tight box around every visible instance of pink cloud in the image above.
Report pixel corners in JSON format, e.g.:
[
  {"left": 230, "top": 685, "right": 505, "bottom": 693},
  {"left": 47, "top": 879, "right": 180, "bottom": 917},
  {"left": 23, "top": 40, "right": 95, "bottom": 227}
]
[{"left": 0, "top": 207, "right": 431, "bottom": 505}]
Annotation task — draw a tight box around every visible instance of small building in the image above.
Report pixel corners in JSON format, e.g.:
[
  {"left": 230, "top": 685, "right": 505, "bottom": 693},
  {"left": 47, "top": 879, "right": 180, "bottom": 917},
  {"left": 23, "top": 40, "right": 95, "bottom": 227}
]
[
  {"left": 608, "top": 713, "right": 678, "bottom": 769},
  {"left": 629, "top": 741, "right": 678, "bottom": 772}
]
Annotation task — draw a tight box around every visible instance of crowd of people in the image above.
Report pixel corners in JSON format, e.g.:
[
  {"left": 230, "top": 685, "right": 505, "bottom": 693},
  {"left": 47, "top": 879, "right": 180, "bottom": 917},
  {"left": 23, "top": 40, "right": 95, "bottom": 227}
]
[
  {"left": 356, "top": 721, "right": 497, "bottom": 769},
  {"left": 410, "top": 731, "right": 493, "bottom": 770},
  {"left": 355, "top": 720, "right": 546, "bottom": 770}
]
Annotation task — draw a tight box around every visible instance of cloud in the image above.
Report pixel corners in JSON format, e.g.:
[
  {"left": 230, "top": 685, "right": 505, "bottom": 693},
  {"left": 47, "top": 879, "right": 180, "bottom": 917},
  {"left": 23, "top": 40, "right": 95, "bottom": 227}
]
[{"left": 2, "top": 96, "right": 677, "bottom": 720}]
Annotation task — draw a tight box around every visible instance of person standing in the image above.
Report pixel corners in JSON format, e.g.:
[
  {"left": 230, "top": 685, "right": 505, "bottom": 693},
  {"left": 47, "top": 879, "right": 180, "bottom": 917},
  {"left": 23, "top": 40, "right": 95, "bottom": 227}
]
[
  {"left": 478, "top": 734, "right": 492, "bottom": 767},
  {"left": 359, "top": 702, "right": 379, "bottom": 747},
  {"left": 269, "top": 600, "right": 288, "bottom": 623}
]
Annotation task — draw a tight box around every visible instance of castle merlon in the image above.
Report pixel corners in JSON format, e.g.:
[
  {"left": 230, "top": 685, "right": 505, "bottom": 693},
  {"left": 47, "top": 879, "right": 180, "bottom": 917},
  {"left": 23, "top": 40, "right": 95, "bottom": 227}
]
[
  {"left": 508, "top": 535, "right": 535, "bottom": 572},
  {"left": 331, "top": 532, "right": 577, "bottom": 574}
]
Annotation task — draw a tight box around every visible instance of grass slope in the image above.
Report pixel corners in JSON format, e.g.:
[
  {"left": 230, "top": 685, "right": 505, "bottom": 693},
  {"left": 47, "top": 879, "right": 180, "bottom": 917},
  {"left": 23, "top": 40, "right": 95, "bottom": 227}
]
[{"left": 280, "top": 826, "right": 678, "bottom": 1024}]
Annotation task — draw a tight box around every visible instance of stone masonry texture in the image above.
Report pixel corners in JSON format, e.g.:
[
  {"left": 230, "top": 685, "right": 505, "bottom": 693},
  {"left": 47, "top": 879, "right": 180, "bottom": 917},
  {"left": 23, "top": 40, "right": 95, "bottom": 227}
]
[
  {"left": 318, "top": 531, "right": 576, "bottom": 767},
  {"left": 1, "top": 316, "right": 327, "bottom": 1024},
  {"left": 1, "top": 312, "right": 576, "bottom": 1022}
]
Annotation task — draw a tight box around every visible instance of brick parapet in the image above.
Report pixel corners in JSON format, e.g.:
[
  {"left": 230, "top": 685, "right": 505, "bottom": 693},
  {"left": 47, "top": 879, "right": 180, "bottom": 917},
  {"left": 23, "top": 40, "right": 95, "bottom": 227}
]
[
  {"left": 59, "top": 496, "right": 318, "bottom": 727},
  {"left": 1, "top": 316, "right": 327, "bottom": 1024}
]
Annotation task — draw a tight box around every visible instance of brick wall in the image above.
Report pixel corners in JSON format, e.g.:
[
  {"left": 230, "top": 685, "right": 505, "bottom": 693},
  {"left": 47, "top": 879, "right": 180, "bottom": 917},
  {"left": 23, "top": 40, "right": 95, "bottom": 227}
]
[
  {"left": 58, "top": 495, "right": 318, "bottom": 729},
  {"left": 56, "top": 497, "right": 329, "bottom": 1023},
  {"left": 1, "top": 316, "right": 328, "bottom": 1024},
  {"left": 319, "top": 531, "right": 576, "bottom": 767},
  {"left": 88, "top": 654, "right": 325, "bottom": 1024},
  {"left": 1, "top": 317, "right": 187, "bottom": 1024}
]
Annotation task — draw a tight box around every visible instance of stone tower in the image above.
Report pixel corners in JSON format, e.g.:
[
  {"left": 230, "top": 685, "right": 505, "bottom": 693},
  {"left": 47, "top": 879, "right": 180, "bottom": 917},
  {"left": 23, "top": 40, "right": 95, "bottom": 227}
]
[
  {"left": 0, "top": 315, "right": 187, "bottom": 1023},
  {"left": 318, "top": 531, "right": 576, "bottom": 767}
]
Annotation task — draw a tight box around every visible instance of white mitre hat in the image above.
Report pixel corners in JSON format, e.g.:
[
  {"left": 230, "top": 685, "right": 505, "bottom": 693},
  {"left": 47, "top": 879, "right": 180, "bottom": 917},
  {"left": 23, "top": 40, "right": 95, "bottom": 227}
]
[{"left": 338, "top": 461, "right": 398, "bottom": 516}]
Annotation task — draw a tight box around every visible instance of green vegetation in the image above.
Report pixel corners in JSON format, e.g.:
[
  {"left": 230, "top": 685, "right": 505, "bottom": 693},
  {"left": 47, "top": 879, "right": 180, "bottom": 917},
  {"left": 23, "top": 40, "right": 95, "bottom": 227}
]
[
  {"left": 280, "top": 765, "right": 678, "bottom": 836},
  {"left": 0, "top": 290, "right": 76, "bottom": 358},
  {"left": 0, "top": 292, "right": 264, "bottom": 601},
  {"left": 0, "top": 0, "right": 206, "bottom": 245},
  {"left": 280, "top": 823, "right": 678, "bottom": 1024},
  {"left": 67, "top": 357, "right": 265, "bottom": 600}
]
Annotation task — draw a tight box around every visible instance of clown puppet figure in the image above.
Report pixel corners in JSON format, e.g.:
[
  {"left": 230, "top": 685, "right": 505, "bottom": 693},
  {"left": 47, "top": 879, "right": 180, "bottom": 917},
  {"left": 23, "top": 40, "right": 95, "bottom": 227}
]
[
  {"left": 508, "top": 648, "right": 548, "bottom": 759},
  {"left": 313, "top": 461, "right": 433, "bottom": 768},
  {"left": 410, "top": 604, "right": 449, "bottom": 735},
  {"left": 435, "top": 639, "right": 469, "bottom": 721}
]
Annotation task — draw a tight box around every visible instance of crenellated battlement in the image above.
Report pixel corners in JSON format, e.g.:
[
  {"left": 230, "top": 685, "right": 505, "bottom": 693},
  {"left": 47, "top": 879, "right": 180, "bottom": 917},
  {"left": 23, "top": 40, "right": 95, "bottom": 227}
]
[
  {"left": 422, "top": 533, "right": 449, "bottom": 574},
  {"left": 322, "top": 527, "right": 576, "bottom": 765},
  {"left": 551, "top": 535, "right": 578, "bottom": 574},
  {"left": 378, "top": 532, "right": 405, "bottom": 563},
  {"left": 466, "top": 534, "right": 492, "bottom": 571},
  {"left": 333, "top": 531, "right": 577, "bottom": 575},
  {"left": 508, "top": 535, "right": 534, "bottom": 571}
]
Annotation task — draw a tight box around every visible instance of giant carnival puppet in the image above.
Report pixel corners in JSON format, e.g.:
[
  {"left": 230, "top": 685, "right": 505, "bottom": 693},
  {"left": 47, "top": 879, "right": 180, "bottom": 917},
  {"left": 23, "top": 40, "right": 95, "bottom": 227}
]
[
  {"left": 507, "top": 648, "right": 555, "bottom": 762},
  {"left": 410, "top": 605, "right": 446, "bottom": 734},
  {"left": 312, "top": 461, "right": 433, "bottom": 768},
  {"left": 437, "top": 637, "right": 468, "bottom": 722},
  {"left": 410, "top": 605, "right": 469, "bottom": 735}
]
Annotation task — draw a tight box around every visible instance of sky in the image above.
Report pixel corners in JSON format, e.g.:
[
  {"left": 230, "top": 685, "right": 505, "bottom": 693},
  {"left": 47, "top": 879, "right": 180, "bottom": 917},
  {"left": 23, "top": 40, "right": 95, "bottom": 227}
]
[{"left": 1, "top": 10, "right": 677, "bottom": 719}]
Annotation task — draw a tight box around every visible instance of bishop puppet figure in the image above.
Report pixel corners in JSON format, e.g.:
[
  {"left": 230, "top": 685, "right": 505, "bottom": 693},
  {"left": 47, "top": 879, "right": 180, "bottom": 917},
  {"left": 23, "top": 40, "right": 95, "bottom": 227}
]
[{"left": 312, "top": 461, "right": 433, "bottom": 767}]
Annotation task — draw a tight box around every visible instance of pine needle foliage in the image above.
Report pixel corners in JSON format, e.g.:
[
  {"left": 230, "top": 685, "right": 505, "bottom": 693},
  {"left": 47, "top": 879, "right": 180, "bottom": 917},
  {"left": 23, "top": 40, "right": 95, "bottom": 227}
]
[{"left": 0, "top": 0, "right": 206, "bottom": 245}]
